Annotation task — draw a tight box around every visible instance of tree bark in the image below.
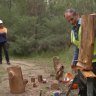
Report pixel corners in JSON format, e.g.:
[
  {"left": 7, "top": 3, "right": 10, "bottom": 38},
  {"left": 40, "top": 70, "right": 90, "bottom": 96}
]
[{"left": 78, "top": 14, "right": 96, "bottom": 68}]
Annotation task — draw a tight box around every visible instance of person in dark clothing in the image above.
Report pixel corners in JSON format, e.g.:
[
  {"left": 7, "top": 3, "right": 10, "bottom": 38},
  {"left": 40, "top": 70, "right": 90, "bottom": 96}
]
[{"left": 0, "top": 20, "right": 10, "bottom": 65}]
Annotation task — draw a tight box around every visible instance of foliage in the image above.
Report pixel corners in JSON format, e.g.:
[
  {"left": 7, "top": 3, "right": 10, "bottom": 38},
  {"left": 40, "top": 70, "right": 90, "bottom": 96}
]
[{"left": 0, "top": 0, "right": 96, "bottom": 55}]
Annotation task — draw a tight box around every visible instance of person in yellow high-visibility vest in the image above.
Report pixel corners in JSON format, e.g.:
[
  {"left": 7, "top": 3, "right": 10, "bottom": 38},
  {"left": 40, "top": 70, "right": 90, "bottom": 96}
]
[
  {"left": 64, "top": 8, "right": 96, "bottom": 96},
  {"left": 0, "top": 20, "right": 10, "bottom": 65}
]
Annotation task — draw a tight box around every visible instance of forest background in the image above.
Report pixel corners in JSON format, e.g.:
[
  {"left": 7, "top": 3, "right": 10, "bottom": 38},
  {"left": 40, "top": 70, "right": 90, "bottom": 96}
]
[{"left": 0, "top": 0, "right": 96, "bottom": 57}]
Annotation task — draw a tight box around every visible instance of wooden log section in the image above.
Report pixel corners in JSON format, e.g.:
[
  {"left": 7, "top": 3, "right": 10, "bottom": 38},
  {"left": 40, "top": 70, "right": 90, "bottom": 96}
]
[
  {"left": 7, "top": 66, "right": 27, "bottom": 94},
  {"left": 31, "top": 76, "right": 35, "bottom": 83},
  {"left": 77, "top": 14, "right": 96, "bottom": 96},
  {"left": 38, "top": 75, "right": 43, "bottom": 82},
  {"left": 78, "top": 14, "right": 96, "bottom": 68},
  {"left": 53, "top": 56, "right": 60, "bottom": 72},
  {"left": 81, "top": 70, "right": 96, "bottom": 78},
  {"left": 53, "top": 56, "right": 64, "bottom": 81}
]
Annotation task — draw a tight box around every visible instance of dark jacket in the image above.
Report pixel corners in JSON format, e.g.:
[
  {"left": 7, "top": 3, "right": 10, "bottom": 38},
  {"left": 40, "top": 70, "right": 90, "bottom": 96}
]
[{"left": 0, "top": 27, "right": 7, "bottom": 43}]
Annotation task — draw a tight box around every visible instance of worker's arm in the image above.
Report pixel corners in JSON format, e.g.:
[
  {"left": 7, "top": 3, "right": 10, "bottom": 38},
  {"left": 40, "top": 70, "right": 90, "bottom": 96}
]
[{"left": 71, "top": 47, "right": 92, "bottom": 70}]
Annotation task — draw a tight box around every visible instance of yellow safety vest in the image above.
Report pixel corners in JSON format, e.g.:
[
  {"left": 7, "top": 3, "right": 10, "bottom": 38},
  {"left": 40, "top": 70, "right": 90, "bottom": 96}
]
[
  {"left": 71, "top": 26, "right": 81, "bottom": 48},
  {"left": 71, "top": 26, "right": 96, "bottom": 62},
  {"left": 0, "top": 27, "right": 7, "bottom": 33},
  {"left": 93, "top": 40, "right": 96, "bottom": 62}
]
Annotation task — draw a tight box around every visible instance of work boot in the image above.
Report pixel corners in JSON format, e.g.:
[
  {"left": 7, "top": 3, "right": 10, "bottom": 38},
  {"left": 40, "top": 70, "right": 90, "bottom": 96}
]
[
  {"left": 7, "top": 61, "right": 10, "bottom": 65},
  {"left": 0, "top": 61, "right": 2, "bottom": 64}
]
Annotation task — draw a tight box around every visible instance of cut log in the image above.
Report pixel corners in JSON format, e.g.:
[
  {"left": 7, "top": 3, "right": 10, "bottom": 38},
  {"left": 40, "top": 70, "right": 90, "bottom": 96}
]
[
  {"left": 7, "top": 66, "right": 26, "bottom": 94},
  {"left": 81, "top": 70, "right": 96, "bottom": 78},
  {"left": 31, "top": 76, "right": 35, "bottom": 83},
  {"left": 53, "top": 56, "right": 64, "bottom": 81},
  {"left": 53, "top": 56, "right": 60, "bottom": 72},
  {"left": 33, "top": 82, "right": 37, "bottom": 87},
  {"left": 38, "top": 75, "right": 43, "bottom": 82},
  {"left": 56, "top": 65, "right": 64, "bottom": 80},
  {"left": 78, "top": 14, "right": 96, "bottom": 68}
]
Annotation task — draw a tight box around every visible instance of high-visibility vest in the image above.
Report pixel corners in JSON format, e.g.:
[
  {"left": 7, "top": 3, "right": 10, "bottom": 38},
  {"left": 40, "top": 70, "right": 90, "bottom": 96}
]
[
  {"left": 71, "top": 26, "right": 96, "bottom": 62},
  {"left": 93, "top": 40, "right": 96, "bottom": 62},
  {"left": 0, "top": 27, "right": 7, "bottom": 33},
  {"left": 0, "top": 27, "right": 7, "bottom": 43},
  {"left": 71, "top": 26, "right": 81, "bottom": 48}
]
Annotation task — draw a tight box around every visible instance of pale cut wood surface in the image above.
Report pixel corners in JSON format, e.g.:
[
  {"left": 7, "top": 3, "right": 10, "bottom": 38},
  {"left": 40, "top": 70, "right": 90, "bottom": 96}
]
[{"left": 81, "top": 71, "right": 96, "bottom": 78}]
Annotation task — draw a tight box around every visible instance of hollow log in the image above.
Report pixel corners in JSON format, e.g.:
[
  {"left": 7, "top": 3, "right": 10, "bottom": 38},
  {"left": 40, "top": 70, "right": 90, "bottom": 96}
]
[{"left": 7, "top": 66, "right": 26, "bottom": 94}]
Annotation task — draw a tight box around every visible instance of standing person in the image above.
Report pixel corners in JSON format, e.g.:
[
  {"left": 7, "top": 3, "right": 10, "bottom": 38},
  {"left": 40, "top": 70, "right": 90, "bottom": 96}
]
[
  {"left": 64, "top": 8, "right": 82, "bottom": 68},
  {"left": 64, "top": 8, "right": 96, "bottom": 96},
  {"left": 0, "top": 20, "right": 10, "bottom": 65}
]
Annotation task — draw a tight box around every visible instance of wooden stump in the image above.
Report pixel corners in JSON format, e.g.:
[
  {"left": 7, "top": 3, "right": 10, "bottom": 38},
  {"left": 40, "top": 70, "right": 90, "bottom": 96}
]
[
  {"left": 7, "top": 66, "right": 26, "bottom": 94},
  {"left": 53, "top": 56, "right": 60, "bottom": 72},
  {"left": 31, "top": 76, "right": 35, "bottom": 83},
  {"left": 78, "top": 14, "right": 96, "bottom": 68},
  {"left": 33, "top": 82, "right": 37, "bottom": 87},
  {"left": 38, "top": 75, "right": 43, "bottom": 82},
  {"left": 53, "top": 56, "right": 64, "bottom": 81}
]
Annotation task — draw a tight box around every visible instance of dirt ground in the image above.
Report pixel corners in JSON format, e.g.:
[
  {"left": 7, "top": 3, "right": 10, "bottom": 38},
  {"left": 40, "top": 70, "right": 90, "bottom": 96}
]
[
  {"left": 0, "top": 59, "right": 58, "bottom": 96},
  {"left": 0, "top": 59, "right": 77, "bottom": 96}
]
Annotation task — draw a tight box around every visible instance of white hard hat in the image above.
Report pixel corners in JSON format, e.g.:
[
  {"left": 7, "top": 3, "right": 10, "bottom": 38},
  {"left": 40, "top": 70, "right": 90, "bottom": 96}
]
[{"left": 0, "top": 20, "right": 3, "bottom": 24}]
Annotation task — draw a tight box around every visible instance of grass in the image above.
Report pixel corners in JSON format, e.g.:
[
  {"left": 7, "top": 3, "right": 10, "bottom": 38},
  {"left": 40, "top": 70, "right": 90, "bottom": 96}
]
[
  {"left": 9, "top": 47, "right": 74, "bottom": 73},
  {"left": 0, "top": 67, "right": 6, "bottom": 76},
  {"left": 19, "top": 47, "right": 72, "bottom": 59}
]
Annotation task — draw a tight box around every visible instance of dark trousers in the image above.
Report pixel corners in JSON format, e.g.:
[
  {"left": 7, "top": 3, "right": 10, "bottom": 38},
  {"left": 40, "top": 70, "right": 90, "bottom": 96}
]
[
  {"left": 0, "top": 42, "right": 9, "bottom": 63},
  {"left": 92, "top": 62, "right": 96, "bottom": 95}
]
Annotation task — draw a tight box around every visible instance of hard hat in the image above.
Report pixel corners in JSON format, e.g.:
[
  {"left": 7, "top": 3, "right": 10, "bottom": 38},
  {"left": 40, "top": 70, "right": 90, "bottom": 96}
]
[{"left": 0, "top": 20, "right": 3, "bottom": 24}]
